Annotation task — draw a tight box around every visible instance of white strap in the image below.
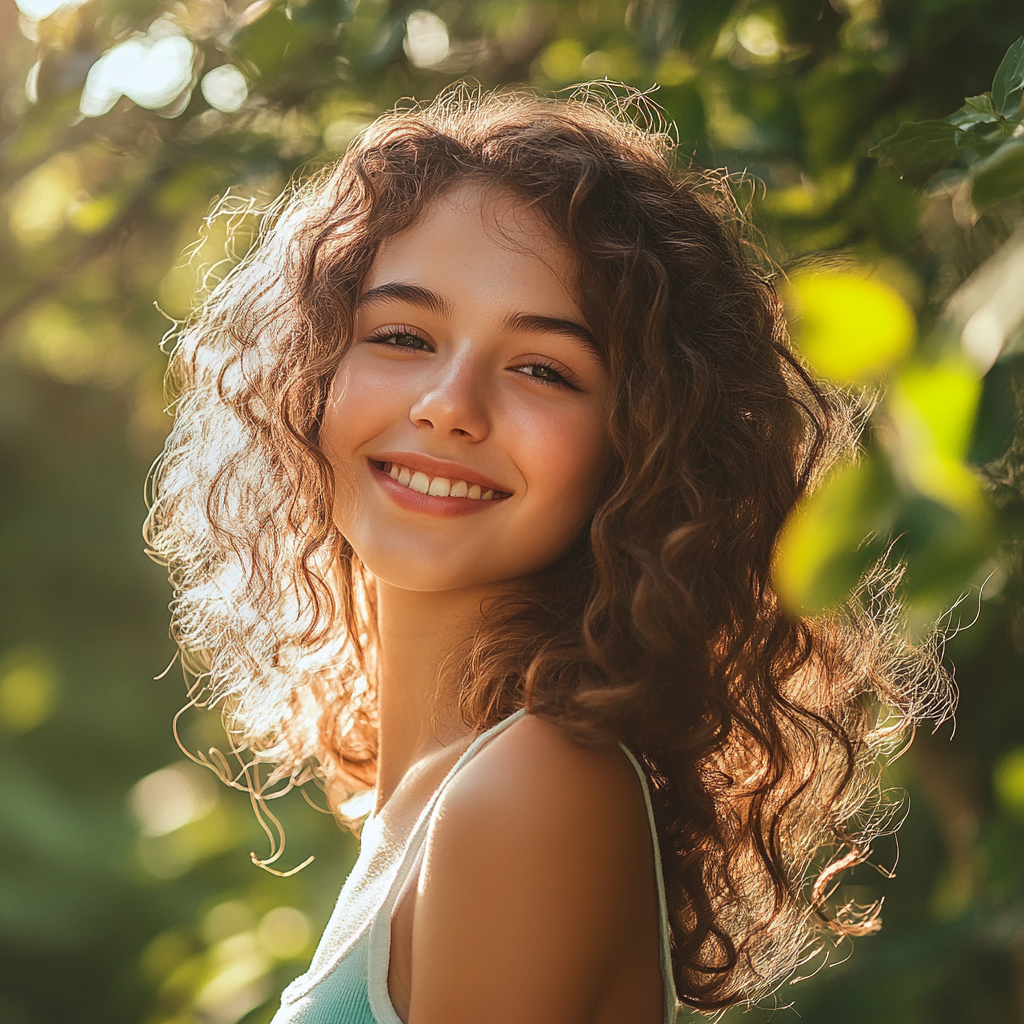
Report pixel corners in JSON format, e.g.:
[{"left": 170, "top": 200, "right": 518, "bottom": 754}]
[
  {"left": 366, "top": 708, "right": 530, "bottom": 1024},
  {"left": 619, "top": 742, "right": 679, "bottom": 1022},
  {"left": 366, "top": 711, "right": 679, "bottom": 1024}
]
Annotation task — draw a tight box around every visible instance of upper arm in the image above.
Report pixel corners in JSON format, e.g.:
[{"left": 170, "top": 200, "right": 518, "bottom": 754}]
[{"left": 407, "top": 716, "right": 654, "bottom": 1024}]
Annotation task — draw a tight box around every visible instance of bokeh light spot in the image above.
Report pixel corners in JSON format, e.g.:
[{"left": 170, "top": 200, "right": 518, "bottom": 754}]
[
  {"left": 323, "top": 116, "right": 371, "bottom": 152},
  {"left": 0, "top": 647, "right": 59, "bottom": 733},
  {"left": 257, "top": 906, "right": 310, "bottom": 959},
  {"left": 203, "top": 901, "right": 258, "bottom": 944},
  {"left": 993, "top": 748, "right": 1024, "bottom": 817},
  {"left": 197, "top": 930, "right": 271, "bottom": 1024},
  {"left": 14, "top": 0, "right": 86, "bottom": 21},
  {"left": 130, "top": 762, "right": 218, "bottom": 837},
  {"left": 404, "top": 11, "right": 449, "bottom": 69},
  {"left": 736, "top": 15, "right": 781, "bottom": 60},
  {"left": 540, "top": 38, "right": 585, "bottom": 81},
  {"left": 80, "top": 31, "right": 195, "bottom": 117},
  {"left": 201, "top": 66, "right": 248, "bottom": 113},
  {"left": 8, "top": 154, "right": 82, "bottom": 244},
  {"left": 20, "top": 304, "right": 140, "bottom": 388},
  {"left": 140, "top": 927, "right": 195, "bottom": 984}
]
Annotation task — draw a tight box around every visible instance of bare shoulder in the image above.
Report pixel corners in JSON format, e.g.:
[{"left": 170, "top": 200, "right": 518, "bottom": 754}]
[
  {"left": 409, "top": 714, "right": 661, "bottom": 1022},
  {"left": 436, "top": 712, "right": 649, "bottom": 843}
]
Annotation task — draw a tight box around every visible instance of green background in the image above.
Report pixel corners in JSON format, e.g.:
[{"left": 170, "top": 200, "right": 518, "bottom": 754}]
[{"left": 1, "top": 0, "right": 1023, "bottom": 1021}]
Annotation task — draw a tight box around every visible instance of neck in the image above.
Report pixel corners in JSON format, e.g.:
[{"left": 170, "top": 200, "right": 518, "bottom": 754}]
[{"left": 372, "top": 580, "right": 491, "bottom": 806}]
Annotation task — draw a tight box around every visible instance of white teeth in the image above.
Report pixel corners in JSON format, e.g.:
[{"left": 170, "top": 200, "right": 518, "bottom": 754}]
[{"left": 380, "top": 461, "right": 501, "bottom": 501}]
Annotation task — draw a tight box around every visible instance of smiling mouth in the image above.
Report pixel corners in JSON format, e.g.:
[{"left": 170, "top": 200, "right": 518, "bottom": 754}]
[{"left": 370, "top": 460, "right": 509, "bottom": 501}]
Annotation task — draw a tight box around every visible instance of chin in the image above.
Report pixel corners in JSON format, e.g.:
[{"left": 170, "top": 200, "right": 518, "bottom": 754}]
[
  {"left": 352, "top": 546, "right": 496, "bottom": 594},
  {"left": 355, "top": 543, "right": 566, "bottom": 596}
]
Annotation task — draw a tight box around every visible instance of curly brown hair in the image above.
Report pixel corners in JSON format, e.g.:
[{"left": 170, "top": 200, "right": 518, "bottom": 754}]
[{"left": 147, "top": 85, "right": 951, "bottom": 1010}]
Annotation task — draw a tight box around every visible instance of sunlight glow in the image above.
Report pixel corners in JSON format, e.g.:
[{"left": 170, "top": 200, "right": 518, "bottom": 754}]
[
  {"left": 257, "top": 907, "right": 310, "bottom": 959},
  {"left": 14, "top": 0, "right": 86, "bottom": 22},
  {"left": 80, "top": 30, "right": 195, "bottom": 117},
  {"left": 130, "top": 763, "right": 217, "bottom": 836},
  {"left": 736, "top": 15, "right": 781, "bottom": 60},
  {"left": 195, "top": 931, "right": 271, "bottom": 1024},
  {"left": 404, "top": 10, "right": 450, "bottom": 68},
  {"left": 201, "top": 65, "right": 249, "bottom": 113},
  {"left": 785, "top": 271, "right": 916, "bottom": 383}
]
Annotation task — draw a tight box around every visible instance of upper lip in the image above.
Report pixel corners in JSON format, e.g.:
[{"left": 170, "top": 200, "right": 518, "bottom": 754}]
[{"left": 370, "top": 452, "right": 513, "bottom": 495}]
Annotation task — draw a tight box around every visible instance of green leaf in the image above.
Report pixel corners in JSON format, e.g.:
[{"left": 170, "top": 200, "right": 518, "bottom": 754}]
[
  {"left": 953, "top": 120, "right": 1009, "bottom": 162},
  {"left": 869, "top": 120, "right": 959, "bottom": 175},
  {"left": 970, "top": 140, "right": 1024, "bottom": 210},
  {"left": 948, "top": 93, "right": 999, "bottom": 128},
  {"left": 677, "top": 0, "right": 740, "bottom": 56},
  {"left": 991, "top": 35, "right": 1024, "bottom": 117},
  {"left": 286, "top": 0, "right": 357, "bottom": 29},
  {"left": 235, "top": 8, "right": 300, "bottom": 77}
]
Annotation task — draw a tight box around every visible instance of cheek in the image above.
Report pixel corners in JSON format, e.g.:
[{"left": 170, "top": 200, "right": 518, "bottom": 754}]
[
  {"left": 320, "top": 361, "right": 395, "bottom": 518},
  {"left": 322, "top": 359, "right": 399, "bottom": 462},
  {"left": 508, "top": 400, "right": 609, "bottom": 526}
]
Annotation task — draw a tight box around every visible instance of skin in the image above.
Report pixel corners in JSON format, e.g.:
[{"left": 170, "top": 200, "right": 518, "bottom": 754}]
[{"left": 319, "top": 183, "right": 664, "bottom": 1024}]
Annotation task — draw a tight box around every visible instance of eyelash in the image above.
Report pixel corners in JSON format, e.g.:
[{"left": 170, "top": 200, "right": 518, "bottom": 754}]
[
  {"left": 363, "top": 329, "right": 582, "bottom": 391},
  {"left": 365, "top": 326, "right": 432, "bottom": 351},
  {"left": 509, "top": 356, "right": 580, "bottom": 390}
]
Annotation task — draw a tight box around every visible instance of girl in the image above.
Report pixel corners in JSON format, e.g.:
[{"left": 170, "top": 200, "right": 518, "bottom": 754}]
[{"left": 148, "top": 87, "right": 949, "bottom": 1023}]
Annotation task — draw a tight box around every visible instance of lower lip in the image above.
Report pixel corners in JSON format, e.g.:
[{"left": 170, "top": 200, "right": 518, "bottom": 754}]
[{"left": 369, "top": 461, "right": 509, "bottom": 519}]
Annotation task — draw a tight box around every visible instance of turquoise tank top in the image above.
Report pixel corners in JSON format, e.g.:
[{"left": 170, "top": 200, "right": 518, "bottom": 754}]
[{"left": 271, "top": 709, "right": 679, "bottom": 1024}]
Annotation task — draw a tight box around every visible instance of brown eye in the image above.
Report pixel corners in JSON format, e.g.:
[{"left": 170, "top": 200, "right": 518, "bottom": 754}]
[
  {"left": 368, "top": 330, "right": 432, "bottom": 351},
  {"left": 522, "top": 365, "right": 559, "bottom": 381},
  {"left": 391, "top": 333, "right": 429, "bottom": 349},
  {"left": 514, "top": 362, "right": 578, "bottom": 390}
]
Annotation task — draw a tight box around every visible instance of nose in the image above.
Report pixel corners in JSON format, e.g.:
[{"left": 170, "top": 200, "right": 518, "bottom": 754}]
[{"left": 409, "top": 343, "right": 490, "bottom": 440}]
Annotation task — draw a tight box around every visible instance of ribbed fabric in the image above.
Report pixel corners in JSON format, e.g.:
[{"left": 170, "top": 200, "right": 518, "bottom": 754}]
[
  {"left": 273, "top": 932, "right": 374, "bottom": 1024},
  {"left": 271, "top": 709, "right": 678, "bottom": 1024}
]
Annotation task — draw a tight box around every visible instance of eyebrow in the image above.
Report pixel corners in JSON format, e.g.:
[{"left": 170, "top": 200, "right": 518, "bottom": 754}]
[
  {"left": 358, "top": 281, "right": 599, "bottom": 354},
  {"left": 357, "top": 282, "right": 454, "bottom": 320},
  {"left": 500, "top": 311, "right": 599, "bottom": 354}
]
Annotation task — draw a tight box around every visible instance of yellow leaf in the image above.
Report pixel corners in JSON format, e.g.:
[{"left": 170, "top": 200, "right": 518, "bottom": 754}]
[
  {"left": 887, "top": 358, "right": 986, "bottom": 516},
  {"left": 774, "top": 457, "right": 884, "bottom": 613},
  {"left": 785, "top": 270, "right": 916, "bottom": 382}
]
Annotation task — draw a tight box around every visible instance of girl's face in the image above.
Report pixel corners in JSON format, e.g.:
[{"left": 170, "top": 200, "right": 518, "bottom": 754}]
[{"left": 321, "top": 184, "right": 611, "bottom": 594}]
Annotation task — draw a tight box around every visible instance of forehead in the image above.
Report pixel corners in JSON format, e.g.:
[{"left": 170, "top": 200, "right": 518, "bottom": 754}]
[{"left": 362, "top": 183, "right": 581, "bottom": 316}]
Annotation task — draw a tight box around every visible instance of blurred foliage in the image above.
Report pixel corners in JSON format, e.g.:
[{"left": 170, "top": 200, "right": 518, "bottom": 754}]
[{"left": 1, "top": 0, "right": 1023, "bottom": 1022}]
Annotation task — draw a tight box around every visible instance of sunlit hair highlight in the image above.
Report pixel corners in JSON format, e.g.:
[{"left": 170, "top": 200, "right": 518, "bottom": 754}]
[{"left": 146, "top": 84, "right": 953, "bottom": 1010}]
